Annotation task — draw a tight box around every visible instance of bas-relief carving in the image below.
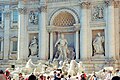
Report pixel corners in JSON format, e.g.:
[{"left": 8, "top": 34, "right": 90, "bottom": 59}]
[
  {"left": 92, "top": 5, "right": 104, "bottom": 21},
  {"left": 18, "top": 8, "right": 27, "bottom": 14},
  {"left": 92, "top": 32, "right": 105, "bottom": 56},
  {"left": 29, "top": 11, "right": 38, "bottom": 25},
  {"left": 28, "top": 36, "right": 38, "bottom": 57}
]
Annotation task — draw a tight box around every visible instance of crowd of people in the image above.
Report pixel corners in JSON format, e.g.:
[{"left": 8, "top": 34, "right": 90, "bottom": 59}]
[{"left": 0, "top": 68, "right": 120, "bottom": 80}]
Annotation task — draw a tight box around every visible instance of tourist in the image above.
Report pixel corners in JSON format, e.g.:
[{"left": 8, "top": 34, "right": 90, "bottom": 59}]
[
  {"left": 28, "top": 73, "right": 36, "bottom": 80},
  {"left": 105, "top": 70, "right": 113, "bottom": 80},
  {"left": 112, "top": 76, "right": 120, "bottom": 80},
  {"left": 47, "top": 76, "right": 51, "bottom": 80},
  {"left": 53, "top": 71, "right": 57, "bottom": 80},
  {"left": 61, "top": 75, "right": 66, "bottom": 80},
  {"left": 67, "top": 75, "right": 71, "bottom": 80},
  {"left": 19, "top": 73, "right": 24, "bottom": 80},
  {"left": 80, "top": 71, "right": 87, "bottom": 80},
  {"left": 0, "top": 70, "right": 7, "bottom": 80},
  {"left": 5, "top": 70, "right": 11, "bottom": 80}
]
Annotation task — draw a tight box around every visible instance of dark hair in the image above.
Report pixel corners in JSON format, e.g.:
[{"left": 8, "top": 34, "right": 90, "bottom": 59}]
[
  {"left": 68, "top": 75, "right": 71, "bottom": 78},
  {"left": 61, "top": 75, "right": 64, "bottom": 78},
  {"left": 112, "top": 76, "right": 120, "bottom": 80},
  {"left": 0, "top": 70, "right": 4, "bottom": 74},
  {"left": 47, "top": 76, "right": 50, "bottom": 79}
]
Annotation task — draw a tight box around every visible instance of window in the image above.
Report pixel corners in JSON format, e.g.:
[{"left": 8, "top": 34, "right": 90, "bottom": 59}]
[
  {"left": 12, "top": 41, "right": 17, "bottom": 51},
  {"left": 0, "top": 11, "right": 2, "bottom": 24},
  {"left": 13, "top": 10, "right": 18, "bottom": 23}
]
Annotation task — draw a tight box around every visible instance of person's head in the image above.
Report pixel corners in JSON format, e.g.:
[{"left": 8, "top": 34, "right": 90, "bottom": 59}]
[
  {"left": 0, "top": 70, "right": 4, "bottom": 74},
  {"left": 103, "top": 69, "right": 106, "bottom": 72},
  {"left": 47, "top": 76, "right": 50, "bottom": 79},
  {"left": 61, "top": 75, "right": 64, "bottom": 78},
  {"left": 68, "top": 75, "right": 71, "bottom": 78},
  {"left": 19, "top": 73, "right": 23, "bottom": 77},
  {"left": 97, "top": 32, "right": 101, "bottom": 36},
  {"left": 112, "top": 76, "right": 120, "bottom": 80},
  {"left": 61, "top": 34, "right": 64, "bottom": 39}
]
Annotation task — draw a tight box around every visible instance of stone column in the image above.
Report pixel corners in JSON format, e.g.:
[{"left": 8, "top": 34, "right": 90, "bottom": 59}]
[
  {"left": 38, "top": 6, "right": 47, "bottom": 59},
  {"left": 80, "top": 2, "right": 90, "bottom": 60},
  {"left": 114, "top": 1, "right": 120, "bottom": 60},
  {"left": 17, "top": 7, "right": 27, "bottom": 60},
  {"left": 50, "top": 32, "right": 53, "bottom": 60},
  {"left": 75, "top": 31, "right": 79, "bottom": 60},
  {"left": 4, "top": 5, "right": 10, "bottom": 60},
  {"left": 105, "top": 0, "right": 115, "bottom": 59}
]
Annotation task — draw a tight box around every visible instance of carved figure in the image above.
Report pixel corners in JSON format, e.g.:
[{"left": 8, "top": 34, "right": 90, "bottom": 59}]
[
  {"left": 93, "top": 6, "right": 104, "bottom": 20},
  {"left": 28, "top": 36, "right": 38, "bottom": 57},
  {"left": 93, "top": 32, "right": 104, "bottom": 56},
  {"left": 55, "top": 34, "right": 68, "bottom": 61},
  {"left": 29, "top": 11, "right": 38, "bottom": 24}
]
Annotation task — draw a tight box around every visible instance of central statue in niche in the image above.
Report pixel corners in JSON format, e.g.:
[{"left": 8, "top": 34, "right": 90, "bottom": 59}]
[{"left": 55, "top": 34, "right": 69, "bottom": 61}]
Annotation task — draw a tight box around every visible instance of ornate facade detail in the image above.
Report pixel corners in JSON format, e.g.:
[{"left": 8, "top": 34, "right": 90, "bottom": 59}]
[
  {"left": 18, "top": 7, "right": 27, "bottom": 14},
  {"left": 4, "top": 11, "right": 10, "bottom": 18},
  {"left": 80, "top": 2, "right": 91, "bottom": 9},
  {"left": 29, "top": 11, "right": 38, "bottom": 25},
  {"left": 92, "top": 5, "right": 104, "bottom": 21},
  {"left": 53, "top": 11, "right": 75, "bottom": 27},
  {"left": 46, "top": 26, "right": 80, "bottom": 32},
  {"left": 105, "top": 0, "right": 115, "bottom": 7},
  {"left": 114, "top": 1, "right": 120, "bottom": 8},
  {"left": 105, "top": 0, "right": 120, "bottom": 8},
  {"left": 38, "top": 6, "right": 47, "bottom": 12}
]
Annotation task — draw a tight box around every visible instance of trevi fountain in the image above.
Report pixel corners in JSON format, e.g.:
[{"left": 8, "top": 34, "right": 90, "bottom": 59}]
[{"left": 0, "top": 0, "right": 119, "bottom": 78}]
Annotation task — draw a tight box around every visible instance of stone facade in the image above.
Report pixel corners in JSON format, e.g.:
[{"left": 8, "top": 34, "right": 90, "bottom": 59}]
[{"left": 0, "top": 0, "right": 119, "bottom": 71}]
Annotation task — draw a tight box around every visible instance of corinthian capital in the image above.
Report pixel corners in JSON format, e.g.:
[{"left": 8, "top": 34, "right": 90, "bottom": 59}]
[
  {"left": 114, "top": 1, "right": 120, "bottom": 8},
  {"left": 4, "top": 11, "right": 10, "bottom": 18},
  {"left": 105, "top": 0, "right": 115, "bottom": 7},
  {"left": 18, "top": 7, "right": 27, "bottom": 14},
  {"left": 80, "top": 2, "right": 91, "bottom": 9},
  {"left": 38, "top": 5, "right": 47, "bottom": 13}
]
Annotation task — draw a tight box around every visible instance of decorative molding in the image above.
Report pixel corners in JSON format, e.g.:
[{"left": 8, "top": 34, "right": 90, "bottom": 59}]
[
  {"left": 92, "top": 4, "right": 104, "bottom": 21},
  {"left": 18, "top": 7, "right": 27, "bottom": 14},
  {"left": 105, "top": 0, "right": 120, "bottom": 8},
  {"left": 90, "top": 21, "right": 106, "bottom": 27},
  {"left": 38, "top": 6, "right": 47, "bottom": 12},
  {"left": 46, "top": 26, "right": 80, "bottom": 32},
  {"left": 80, "top": 2, "right": 91, "bottom": 9}
]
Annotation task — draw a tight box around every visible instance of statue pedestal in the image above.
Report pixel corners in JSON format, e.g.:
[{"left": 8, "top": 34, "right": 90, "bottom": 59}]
[
  {"left": 91, "top": 55, "right": 105, "bottom": 61},
  {"left": 29, "top": 56, "right": 38, "bottom": 62}
]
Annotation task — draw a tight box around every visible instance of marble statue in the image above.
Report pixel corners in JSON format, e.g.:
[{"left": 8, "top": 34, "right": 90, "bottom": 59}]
[
  {"left": 93, "top": 32, "right": 104, "bottom": 56},
  {"left": 67, "top": 60, "right": 78, "bottom": 76},
  {"left": 28, "top": 36, "right": 38, "bottom": 57},
  {"left": 55, "top": 34, "right": 68, "bottom": 61},
  {"left": 29, "top": 11, "right": 38, "bottom": 25}
]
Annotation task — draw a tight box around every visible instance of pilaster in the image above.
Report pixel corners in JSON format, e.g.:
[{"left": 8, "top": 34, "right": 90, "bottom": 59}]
[
  {"left": 105, "top": 0, "right": 115, "bottom": 59},
  {"left": 38, "top": 5, "right": 47, "bottom": 59},
  {"left": 4, "top": 5, "right": 10, "bottom": 60},
  {"left": 80, "top": 2, "right": 90, "bottom": 60},
  {"left": 17, "top": 6, "right": 28, "bottom": 60}
]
